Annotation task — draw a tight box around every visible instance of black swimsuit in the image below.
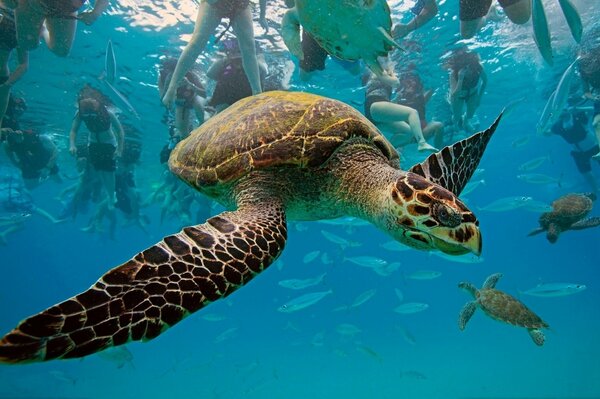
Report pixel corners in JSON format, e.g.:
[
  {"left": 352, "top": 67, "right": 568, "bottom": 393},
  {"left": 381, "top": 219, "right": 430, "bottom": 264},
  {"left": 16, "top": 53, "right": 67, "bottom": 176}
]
[
  {"left": 211, "top": 0, "right": 250, "bottom": 20},
  {"left": 40, "top": 0, "right": 86, "bottom": 18}
]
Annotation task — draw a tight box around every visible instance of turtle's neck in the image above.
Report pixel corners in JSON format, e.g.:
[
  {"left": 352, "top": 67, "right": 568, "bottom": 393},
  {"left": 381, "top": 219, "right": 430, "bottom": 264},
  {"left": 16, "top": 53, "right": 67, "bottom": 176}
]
[{"left": 325, "top": 142, "right": 401, "bottom": 224}]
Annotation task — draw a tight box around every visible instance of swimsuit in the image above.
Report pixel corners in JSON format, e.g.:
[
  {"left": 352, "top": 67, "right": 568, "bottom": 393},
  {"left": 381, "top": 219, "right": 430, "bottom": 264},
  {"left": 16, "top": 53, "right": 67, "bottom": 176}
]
[
  {"left": 363, "top": 74, "right": 392, "bottom": 123},
  {"left": 209, "top": 57, "right": 262, "bottom": 107},
  {"left": 459, "top": 0, "right": 521, "bottom": 21},
  {"left": 0, "top": 8, "right": 17, "bottom": 51},
  {"left": 80, "top": 108, "right": 117, "bottom": 172},
  {"left": 300, "top": 31, "right": 328, "bottom": 73},
  {"left": 210, "top": 0, "right": 250, "bottom": 20},
  {"left": 40, "top": 0, "right": 86, "bottom": 18}
]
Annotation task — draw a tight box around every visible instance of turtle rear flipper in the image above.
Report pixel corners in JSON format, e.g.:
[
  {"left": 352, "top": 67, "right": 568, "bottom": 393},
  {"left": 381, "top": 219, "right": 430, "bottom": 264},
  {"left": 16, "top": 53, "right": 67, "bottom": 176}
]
[
  {"left": 458, "top": 301, "right": 477, "bottom": 331},
  {"left": 527, "top": 227, "right": 545, "bottom": 237},
  {"left": 528, "top": 328, "right": 545, "bottom": 346},
  {"left": 281, "top": 9, "right": 304, "bottom": 60},
  {"left": 0, "top": 201, "right": 287, "bottom": 364},
  {"left": 570, "top": 216, "right": 600, "bottom": 230}
]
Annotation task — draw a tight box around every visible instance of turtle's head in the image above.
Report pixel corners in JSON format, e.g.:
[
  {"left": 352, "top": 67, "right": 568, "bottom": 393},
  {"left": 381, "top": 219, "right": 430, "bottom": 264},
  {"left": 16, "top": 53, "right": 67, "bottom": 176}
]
[{"left": 385, "top": 173, "right": 481, "bottom": 256}]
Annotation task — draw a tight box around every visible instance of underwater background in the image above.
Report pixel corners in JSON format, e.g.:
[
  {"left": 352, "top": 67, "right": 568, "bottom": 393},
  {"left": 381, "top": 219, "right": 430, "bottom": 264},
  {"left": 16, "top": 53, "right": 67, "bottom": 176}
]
[{"left": 0, "top": 0, "right": 599, "bottom": 398}]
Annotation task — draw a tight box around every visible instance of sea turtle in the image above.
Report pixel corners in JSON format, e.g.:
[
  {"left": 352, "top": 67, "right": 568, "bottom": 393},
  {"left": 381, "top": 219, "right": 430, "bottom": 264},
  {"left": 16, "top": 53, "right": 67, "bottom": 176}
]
[
  {"left": 528, "top": 192, "right": 600, "bottom": 243},
  {"left": 458, "top": 273, "right": 549, "bottom": 346},
  {"left": 282, "top": 0, "right": 400, "bottom": 80},
  {"left": 0, "top": 91, "right": 502, "bottom": 363}
]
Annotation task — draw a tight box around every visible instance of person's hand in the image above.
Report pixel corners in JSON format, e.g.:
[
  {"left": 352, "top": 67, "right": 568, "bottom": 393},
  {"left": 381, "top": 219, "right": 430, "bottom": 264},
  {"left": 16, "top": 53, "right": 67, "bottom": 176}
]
[
  {"left": 259, "top": 16, "right": 269, "bottom": 33},
  {"left": 392, "top": 23, "right": 411, "bottom": 40},
  {"left": 69, "top": 145, "right": 77, "bottom": 156},
  {"left": 77, "top": 10, "right": 100, "bottom": 26},
  {"left": 162, "top": 85, "right": 176, "bottom": 108}
]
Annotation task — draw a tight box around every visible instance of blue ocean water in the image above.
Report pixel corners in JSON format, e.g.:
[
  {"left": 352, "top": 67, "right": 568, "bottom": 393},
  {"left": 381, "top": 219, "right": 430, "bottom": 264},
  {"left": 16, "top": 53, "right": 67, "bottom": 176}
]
[{"left": 0, "top": 0, "right": 599, "bottom": 398}]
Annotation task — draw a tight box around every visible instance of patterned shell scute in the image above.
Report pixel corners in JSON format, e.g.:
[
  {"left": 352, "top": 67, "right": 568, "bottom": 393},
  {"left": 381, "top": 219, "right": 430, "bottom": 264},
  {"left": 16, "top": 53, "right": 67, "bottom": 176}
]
[
  {"left": 478, "top": 289, "right": 548, "bottom": 329},
  {"left": 549, "top": 194, "right": 593, "bottom": 224},
  {"left": 169, "top": 91, "right": 398, "bottom": 188}
]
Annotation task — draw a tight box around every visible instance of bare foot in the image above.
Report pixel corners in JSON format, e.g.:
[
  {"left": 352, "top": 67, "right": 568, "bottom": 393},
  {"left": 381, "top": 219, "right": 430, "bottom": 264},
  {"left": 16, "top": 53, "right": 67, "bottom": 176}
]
[{"left": 418, "top": 142, "right": 439, "bottom": 152}]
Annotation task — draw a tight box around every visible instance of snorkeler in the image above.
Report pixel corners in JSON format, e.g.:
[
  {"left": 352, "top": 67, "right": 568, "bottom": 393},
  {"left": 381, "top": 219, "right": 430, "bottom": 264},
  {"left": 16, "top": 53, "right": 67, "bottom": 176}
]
[
  {"left": 363, "top": 67, "right": 438, "bottom": 152},
  {"left": 0, "top": 7, "right": 28, "bottom": 129},
  {"left": 69, "top": 85, "right": 123, "bottom": 211},
  {"left": 162, "top": 0, "right": 268, "bottom": 108},
  {"left": 12, "top": 0, "right": 108, "bottom": 57},
  {"left": 392, "top": 0, "right": 438, "bottom": 39}
]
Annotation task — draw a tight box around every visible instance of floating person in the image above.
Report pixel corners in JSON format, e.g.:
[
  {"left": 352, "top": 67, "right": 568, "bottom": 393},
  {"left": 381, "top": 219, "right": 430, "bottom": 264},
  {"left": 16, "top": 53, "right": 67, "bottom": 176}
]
[
  {"left": 58, "top": 143, "right": 99, "bottom": 220},
  {"left": 459, "top": 0, "right": 531, "bottom": 39},
  {"left": 282, "top": 0, "right": 400, "bottom": 84},
  {"left": 69, "top": 85, "right": 124, "bottom": 211},
  {"left": 578, "top": 26, "right": 600, "bottom": 161},
  {"left": 3, "top": 128, "right": 60, "bottom": 188},
  {"left": 394, "top": 65, "right": 444, "bottom": 149},
  {"left": 0, "top": 7, "right": 28, "bottom": 128},
  {"left": 12, "top": 0, "right": 108, "bottom": 57},
  {"left": 162, "top": 0, "right": 268, "bottom": 107},
  {"left": 158, "top": 57, "right": 206, "bottom": 140},
  {"left": 544, "top": 108, "right": 599, "bottom": 193},
  {"left": 444, "top": 47, "right": 487, "bottom": 134},
  {"left": 206, "top": 39, "right": 268, "bottom": 113},
  {"left": 528, "top": 192, "right": 600, "bottom": 243},
  {"left": 458, "top": 273, "right": 549, "bottom": 346},
  {"left": 392, "top": 0, "right": 439, "bottom": 39},
  {"left": 0, "top": 91, "right": 502, "bottom": 363},
  {"left": 363, "top": 67, "right": 438, "bottom": 152}
]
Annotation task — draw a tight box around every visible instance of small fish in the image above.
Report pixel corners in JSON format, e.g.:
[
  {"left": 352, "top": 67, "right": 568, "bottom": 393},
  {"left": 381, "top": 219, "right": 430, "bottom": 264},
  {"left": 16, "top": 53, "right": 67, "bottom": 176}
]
[
  {"left": 201, "top": 313, "right": 227, "bottom": 322},
  {"left": 97, "top": 346, "right": 134, "bottom": 369},
  {"left": 105, "top": 39, "right": 116, "bottom": 84},
  {"left": 49, "top": 370, "right": 77, "bottom": 385},
  {"left": 395, "top": 325, "right": 416, "bottom": 345},
  {"left": 394, "top": 288, "right": 404, "bottom": 303},
  {"left": 478, "top": 196, "right": 532, "bottom": 212},
  {"left": 431, "top": 252, "right": 484, "bottom": 264},
  {"left": 350, "top": 288, "right": 377, "bottom": 308},
  {"left": 406, "top": 270, "right": 442, "bottom": 280},
  {"left": 379, "top": 240, "right": 409, "bottom": 252},
  {"left": 355, "top": 344, "right": 382, "bottom": 362},
  {"left": 336, "top": 323, "right": 362, "bottom": 336},
  {"left": 550, "top": 58, "right": 579, "bottom": 120},
  {"left": 320, "top": 230, "right": 362, "bottom": 249},
  {"left": 278, "top": 290, "right": 333, "bottom": 313},
  {"left": 372, "top": 261, "right": 401, "bottom": 277},
  {"left": 345, "top": 256, "right": 387, "bottom": 269},
  {"left": 302, "top": 250, "right": 321, "bottom": 264},
  {"left": 394, "top": 302, "right": 429, "bottom": 314},
  {"left": 399, "top": 370, "right": 427, "bottom": 380},
  {"left": 517, "top": 173, "right": 561, "bottom": 186},
  {"left": 522, "top": 283, "right": 586, "bottom": 297},
  {"left": 461, "top": 179, "right": 485, "bottom": 196},
  {"left": 518, "top": 156, "right": 549, "bottom": 172},
  {"left": 278, "top": 272, "right": 326, "bottom": 290},
  {"left": 319, "top": 217, "right": 369, "bottom": 227},
  {"left": 214, "top": 327, "right": 238, "bottom": 343},
  {"left": 511, "top": 135, "right": 531, "bottom": 149}
]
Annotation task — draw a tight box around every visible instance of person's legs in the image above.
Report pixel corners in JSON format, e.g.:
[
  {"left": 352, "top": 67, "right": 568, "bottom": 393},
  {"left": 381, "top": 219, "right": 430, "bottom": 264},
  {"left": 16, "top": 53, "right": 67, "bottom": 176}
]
[
  {"left": 500, "top": 0, "right": 531, "bottom": 24},
  {"left": 97, "top": 170, "right": 116, "bottom": 210},
  {"left": 464, "top": 91, "right": 481, "bottom": 132},
  {"left": 423, "top": 121, "right": 444, "bottom": 148},
  {"left": 460, "top": 19, "right": 484, "bottom": 39},
  {"left": 459, "top": 0, "right": 492, "bottom": 38},
  {"left": 450, "top": 93, "right": 466, "bottom": 129},
  {"left": 232, "top": 7, "right": 261, "bottom": 95},
  {"left": 370, "top": 101, "right": 437, "bottom": 151},
  {"left": 15, "top": 0, "right": 45, "bottom": 51},
  {"left": 43, "top": 15, "right": 77, "bottom": 57},
  {"left": 175, "top": 106, "right": 193, "bottom": 138}
]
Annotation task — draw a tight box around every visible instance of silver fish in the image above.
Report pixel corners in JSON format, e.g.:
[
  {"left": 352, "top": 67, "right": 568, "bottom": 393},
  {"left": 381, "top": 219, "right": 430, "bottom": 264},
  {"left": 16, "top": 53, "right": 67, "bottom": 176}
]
[
  {"left": 395, "top": 325, "right": 416, "bottom": 345},
  {"left": 105, "top": 39, "right": 116, "bottom": 84},
  {"left": 350, "top": 289, "right": 377, "bottom": 308},
  {"left": 318, "top": 217, "right": 369, "bottom": 227},
  {"left": 520, "top": 199, "right": 553, "bottom": 213},
  {"left": 320, "top": 230, "right": 362, "bottom": 249},
  {"left": 345, "top": 256, "right": 388, "bottom": 269},
  {"left": 394, "top": 302, "right": 429, "bottom": 314},
  {"left": 550, "top": 58, "right": 579, "bottom": 123},
  {"left": 511, "top": 135, "right": 531, "bottom": 149},
  {"left": 523, "top": 283, "right": 586, "bottom": 297},
  {"left": 278, "top": 272, "right": 326, "bottom": 290},
  {"left": 518, "top": 156, "right": 549, "bottom": 172},
  {"left": 97, "top": 346, "right": 133, "bottom": 369},
  {"left": 214, "top": 327, "right": 238, "bottom": 343},
  {"left": 104, "top": 79, "right": 140, "bottom": 119},
  {"left": 395, "top": 288, "right": 404, "bottom": 302},
  {"left": 431, "top": 251, "right": 484, "bottom": 264},
  {"left": 406, "top": 270, "right": 442, "bottom": 280},
  {"left": 201, "top": 313, "right": 227, "bottom": 322},
  {"left": 277, "top": 290, "right": 333, "bottom": 313},
  {"left": 478, "top": 196, "right": 532, "bottom": 212},
  {"left": 336, "top": 323, "right": 362, "bottom": 336},
  {"left": 372, "top": 261, "right": 401, "bottom": 277},
  {"left": 517, "top": 173, "right": 561, "bottom": 186},
  {"left": 461, "top": 179, "right": 485, "bottom": 196},
  {"left": 302, "top": 250, "right": 321, "bottom": 264}
]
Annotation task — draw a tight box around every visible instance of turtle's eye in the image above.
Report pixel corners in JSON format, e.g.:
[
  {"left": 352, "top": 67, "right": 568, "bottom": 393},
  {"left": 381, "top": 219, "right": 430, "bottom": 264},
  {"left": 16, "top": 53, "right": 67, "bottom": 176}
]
[{"left": 432, "top": 202, "right": 461, "bottom": 228}]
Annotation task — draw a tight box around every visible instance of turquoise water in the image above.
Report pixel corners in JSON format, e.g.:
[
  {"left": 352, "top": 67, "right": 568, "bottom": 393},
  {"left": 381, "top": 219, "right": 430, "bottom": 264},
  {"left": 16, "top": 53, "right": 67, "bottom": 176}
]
[{"left": 1, "top": 1, "right": 599, "bottom": 398}]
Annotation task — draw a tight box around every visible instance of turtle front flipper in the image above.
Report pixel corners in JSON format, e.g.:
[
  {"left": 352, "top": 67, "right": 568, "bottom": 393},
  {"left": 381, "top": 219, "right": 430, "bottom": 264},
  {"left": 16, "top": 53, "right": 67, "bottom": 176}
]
[
  {"left": 570, "top": 217, "right": 600, "bottom": 231},
  {"left": 527, "top": 227, "right": 545, "bottom": 237},
  {"left": 0, "top": 201, "right": 287, "bottom": 364},
  {"left": 408, "top": 113, "right": 503, "bottom": 196},
  {"left": 281, "top": 8, "right": 304, "bottom": 60},
  {"left": 482, "top": 273, "right": 503, "bottom": 290},
  {"left": 458, "top": 301, "right": 477, "bottom": 331},
  {"left": 528, "top": 328, "right": 545, "bottom": 346}
]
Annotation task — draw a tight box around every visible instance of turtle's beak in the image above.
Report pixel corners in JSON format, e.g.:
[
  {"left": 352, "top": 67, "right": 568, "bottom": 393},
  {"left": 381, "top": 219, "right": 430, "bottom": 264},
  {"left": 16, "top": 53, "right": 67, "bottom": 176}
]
[{"left": 430, "top": 223, "right": 482, "bottom": 257}]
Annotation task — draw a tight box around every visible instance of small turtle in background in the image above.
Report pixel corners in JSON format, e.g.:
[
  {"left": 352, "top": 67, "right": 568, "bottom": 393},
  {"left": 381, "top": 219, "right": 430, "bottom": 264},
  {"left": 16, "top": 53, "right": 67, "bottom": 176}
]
[
  {"left": 528, "top": 193, "right": 600, "bottom": 243},
  {"left": 458, "top": 273, "right": 549, "bottom": 346}
]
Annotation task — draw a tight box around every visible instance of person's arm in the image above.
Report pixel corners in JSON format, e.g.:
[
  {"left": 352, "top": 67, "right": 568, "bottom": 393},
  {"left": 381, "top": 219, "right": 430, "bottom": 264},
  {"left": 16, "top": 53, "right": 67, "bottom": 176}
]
[
  {"left": 109, "top": 111, "right": 125, "bottom": 157},
  {"left": 393, "top": 0, "right": 438, "bottom": 39},
  {"left": 0, "top": 48, "right": 28, "bottom": 89},
  {"left": 259, "top": 0, "right": 268, "bottom": 32},
  {"left": 206, "top": 58, "right": 227, "bottom": 81},
  {"left": 69, "top": 112, "right": 82, "bottom": 156},
  {"left": 78, "top": 0, "right": 109, "bottom": 25}
]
